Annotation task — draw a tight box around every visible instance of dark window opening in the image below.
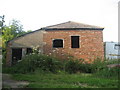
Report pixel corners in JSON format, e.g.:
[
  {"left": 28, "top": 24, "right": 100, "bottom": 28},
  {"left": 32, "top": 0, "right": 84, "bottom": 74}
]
[
  {"left": 71, "top": 36, "right": 79, "bottom": 48},
  {"left": 53, "top": 39, "right": 63, "bottom": 48},
  {"left": 114, "top": 44, "right": 120, "bottom": 50},
  {"left": 26, "top": 48, "right": 33, "bottom": 54},
  {"left": 12, "top": 48, "right": 22, "bottom": 65}
]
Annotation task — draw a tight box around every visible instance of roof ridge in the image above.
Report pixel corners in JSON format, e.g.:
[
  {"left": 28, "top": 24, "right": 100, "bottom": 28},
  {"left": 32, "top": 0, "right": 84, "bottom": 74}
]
[
  {"left": 42, "top": 21, "right": 104, "bottom": 29},
  {"left": 42, "top": 21, "right": 69, "bottom": 28},
  {"left": 69, "top": 21, "right": 104, "bottom": 28}
]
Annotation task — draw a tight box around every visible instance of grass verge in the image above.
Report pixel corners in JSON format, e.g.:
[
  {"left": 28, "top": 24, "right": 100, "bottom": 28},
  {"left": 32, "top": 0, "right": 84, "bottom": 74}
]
[{"left": 11, "top": 72, "right": 118, "bottom": 88}]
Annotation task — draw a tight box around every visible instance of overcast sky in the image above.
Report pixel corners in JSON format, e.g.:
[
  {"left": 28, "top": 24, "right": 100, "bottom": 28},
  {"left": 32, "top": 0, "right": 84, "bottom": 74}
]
[{"left": 0, "top": 0, "right": 119, "bottom": 42}]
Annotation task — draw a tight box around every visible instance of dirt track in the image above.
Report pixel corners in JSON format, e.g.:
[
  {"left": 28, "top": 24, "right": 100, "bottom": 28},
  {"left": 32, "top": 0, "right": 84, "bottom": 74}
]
[{"left": 2, "top": 74, "right": 29, "bottom": 88}]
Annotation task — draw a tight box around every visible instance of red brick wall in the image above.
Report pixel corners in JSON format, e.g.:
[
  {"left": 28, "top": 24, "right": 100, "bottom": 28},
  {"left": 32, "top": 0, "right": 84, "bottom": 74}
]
[{"left": 43, "top": 30, "right": 104, "bottom": 62}]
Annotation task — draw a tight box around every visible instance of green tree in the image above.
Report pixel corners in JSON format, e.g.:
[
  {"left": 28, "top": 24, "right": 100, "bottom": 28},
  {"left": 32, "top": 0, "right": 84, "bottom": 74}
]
[
  {"left": 2, "top": 19, "right": 32, "bottom": 66},
  {"left": 0, "top": 15, "right": 5, "bottom": 35},
  {"left": 2, "top": 20, "right": 27, "bottom": 48}
]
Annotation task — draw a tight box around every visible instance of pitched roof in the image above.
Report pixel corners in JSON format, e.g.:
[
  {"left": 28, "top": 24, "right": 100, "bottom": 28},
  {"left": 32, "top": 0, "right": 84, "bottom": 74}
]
[
  {"left": 7, "top": 21, "right": 104, "bottom": 43},
  {"left": 42, "top": 21, "right": 104, "bottom": 30}
]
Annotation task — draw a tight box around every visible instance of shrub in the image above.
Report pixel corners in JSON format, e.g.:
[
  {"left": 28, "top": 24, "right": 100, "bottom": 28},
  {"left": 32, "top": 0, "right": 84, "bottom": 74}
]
[
  {"left": 10, "top": 54, "right": 63, "bottom": 74},
  {"left": 64, "top": 58, "right": 93, "bottom": 74},
  {"left": 93, "top": 66, "right": 119, "bottom": 79},
  {"left": 65, "top": 59, "right": 80, "bottom": 74},
  {"left": 64, "top": 57, "right": 111, "bottom": 74},
  {"left": 5, "top": 53, "right": 118, "bottom": 75},
  {"left": 92, "top": 58, "right": 119, "bottom": 79},
  {"left": 78, "top": 63, "right": 93, "bottom": 73},
  {"left": 90, "top": 57, "right": 107, "bottom": 73}
]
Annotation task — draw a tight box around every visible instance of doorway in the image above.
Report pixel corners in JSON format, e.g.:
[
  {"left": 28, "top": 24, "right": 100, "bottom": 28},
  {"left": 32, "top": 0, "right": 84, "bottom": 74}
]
[{"left": 12, "top": 48, "right": 22, "bottom": 65}]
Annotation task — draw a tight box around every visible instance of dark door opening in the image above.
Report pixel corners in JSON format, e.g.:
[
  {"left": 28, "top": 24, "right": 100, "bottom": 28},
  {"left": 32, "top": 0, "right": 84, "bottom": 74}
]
[{"left": 12, "top": 48, "right": 22, "bottom": 65}]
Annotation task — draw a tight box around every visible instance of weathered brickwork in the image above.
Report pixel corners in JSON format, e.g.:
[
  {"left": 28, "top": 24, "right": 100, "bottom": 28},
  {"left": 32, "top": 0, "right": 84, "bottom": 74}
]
[
  {"left": 6, "top": 21, "right": 104, "bottom": 66},
  {"left": 43, "top": 30, "right": 104, "bottom": 62}
]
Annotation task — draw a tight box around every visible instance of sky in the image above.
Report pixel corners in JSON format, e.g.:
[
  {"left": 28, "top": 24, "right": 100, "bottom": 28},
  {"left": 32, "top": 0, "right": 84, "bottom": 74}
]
[{"left": 0, "top": 0, "right": 119, "bottom": 42}]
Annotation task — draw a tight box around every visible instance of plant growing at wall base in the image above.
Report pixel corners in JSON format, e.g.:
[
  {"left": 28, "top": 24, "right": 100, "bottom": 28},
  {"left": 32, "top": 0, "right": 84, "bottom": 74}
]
[{"left": 11, "top": 54, "right": 63, "bottom": 74}]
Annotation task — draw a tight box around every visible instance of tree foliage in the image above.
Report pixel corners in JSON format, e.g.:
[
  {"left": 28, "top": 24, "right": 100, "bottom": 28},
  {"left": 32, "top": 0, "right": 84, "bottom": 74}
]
[
  {"left": 0, "top": 15, "right": 5, "bottom": 35},
  {"left": 1, "top": 16, "right": 32, "bottom": 66},
  {"left": 2, "top": 19, "right": 27, "bottom": 48}
]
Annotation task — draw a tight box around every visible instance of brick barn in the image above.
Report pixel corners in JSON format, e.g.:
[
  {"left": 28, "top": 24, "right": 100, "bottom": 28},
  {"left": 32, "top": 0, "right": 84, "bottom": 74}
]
[{"left": 6, "top": 21, "right": 104, "bottom": 66}]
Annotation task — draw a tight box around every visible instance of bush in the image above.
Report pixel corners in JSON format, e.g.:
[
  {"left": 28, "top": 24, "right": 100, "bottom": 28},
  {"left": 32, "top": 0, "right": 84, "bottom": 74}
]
[
  {"left": 4, "top": 53, "right": 118, "bottom": 75},
  {"left": 64, "top": 57, "right": 108, "bottom": 74},
  {"left": 89, "top": 58, "right": 107, "bottom": 73},
  {"left": 10, "top": 54, "right": 63, "bottom": 74},
  {"left": 92, "top": 58, "right": 119, "bottom": 78},
  {"left": 65, "top": 59, "right": 80, "bottom": 74},
  {"left": 64, "top": 58, "right": 93, "bottom": 74},
  {"left": 78, "top": 63, "right": 93, "bottom": 73},
  {"left": 93, "top": 66, "right": 119, "bottom": 79}
]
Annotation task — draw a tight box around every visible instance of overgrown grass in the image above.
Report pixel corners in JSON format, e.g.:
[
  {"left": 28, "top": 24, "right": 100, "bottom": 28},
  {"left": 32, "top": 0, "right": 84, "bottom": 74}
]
[
  {"left": 11, "top": 72, "right": 118, "bottom": 88},
  {"left": 2, "top": 54, "right": 119, "bottom": 88}
]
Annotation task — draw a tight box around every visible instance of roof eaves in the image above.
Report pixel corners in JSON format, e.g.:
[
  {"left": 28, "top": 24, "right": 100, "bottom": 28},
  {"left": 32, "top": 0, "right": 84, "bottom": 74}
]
[{"left": 42, "top": 28, "right": 104, "bottom": 31}]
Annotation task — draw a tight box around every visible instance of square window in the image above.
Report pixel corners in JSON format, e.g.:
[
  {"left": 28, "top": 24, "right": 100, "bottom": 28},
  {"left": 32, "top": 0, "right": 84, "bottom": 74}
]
[{"left": 53, "top": 39, "right": 63, "bottom": 48}]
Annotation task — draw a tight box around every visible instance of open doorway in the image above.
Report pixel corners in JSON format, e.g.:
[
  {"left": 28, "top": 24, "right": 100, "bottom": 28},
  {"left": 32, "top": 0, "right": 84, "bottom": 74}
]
[{"left": 12, "top": 48, "right": 22, "bottom": 65}]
